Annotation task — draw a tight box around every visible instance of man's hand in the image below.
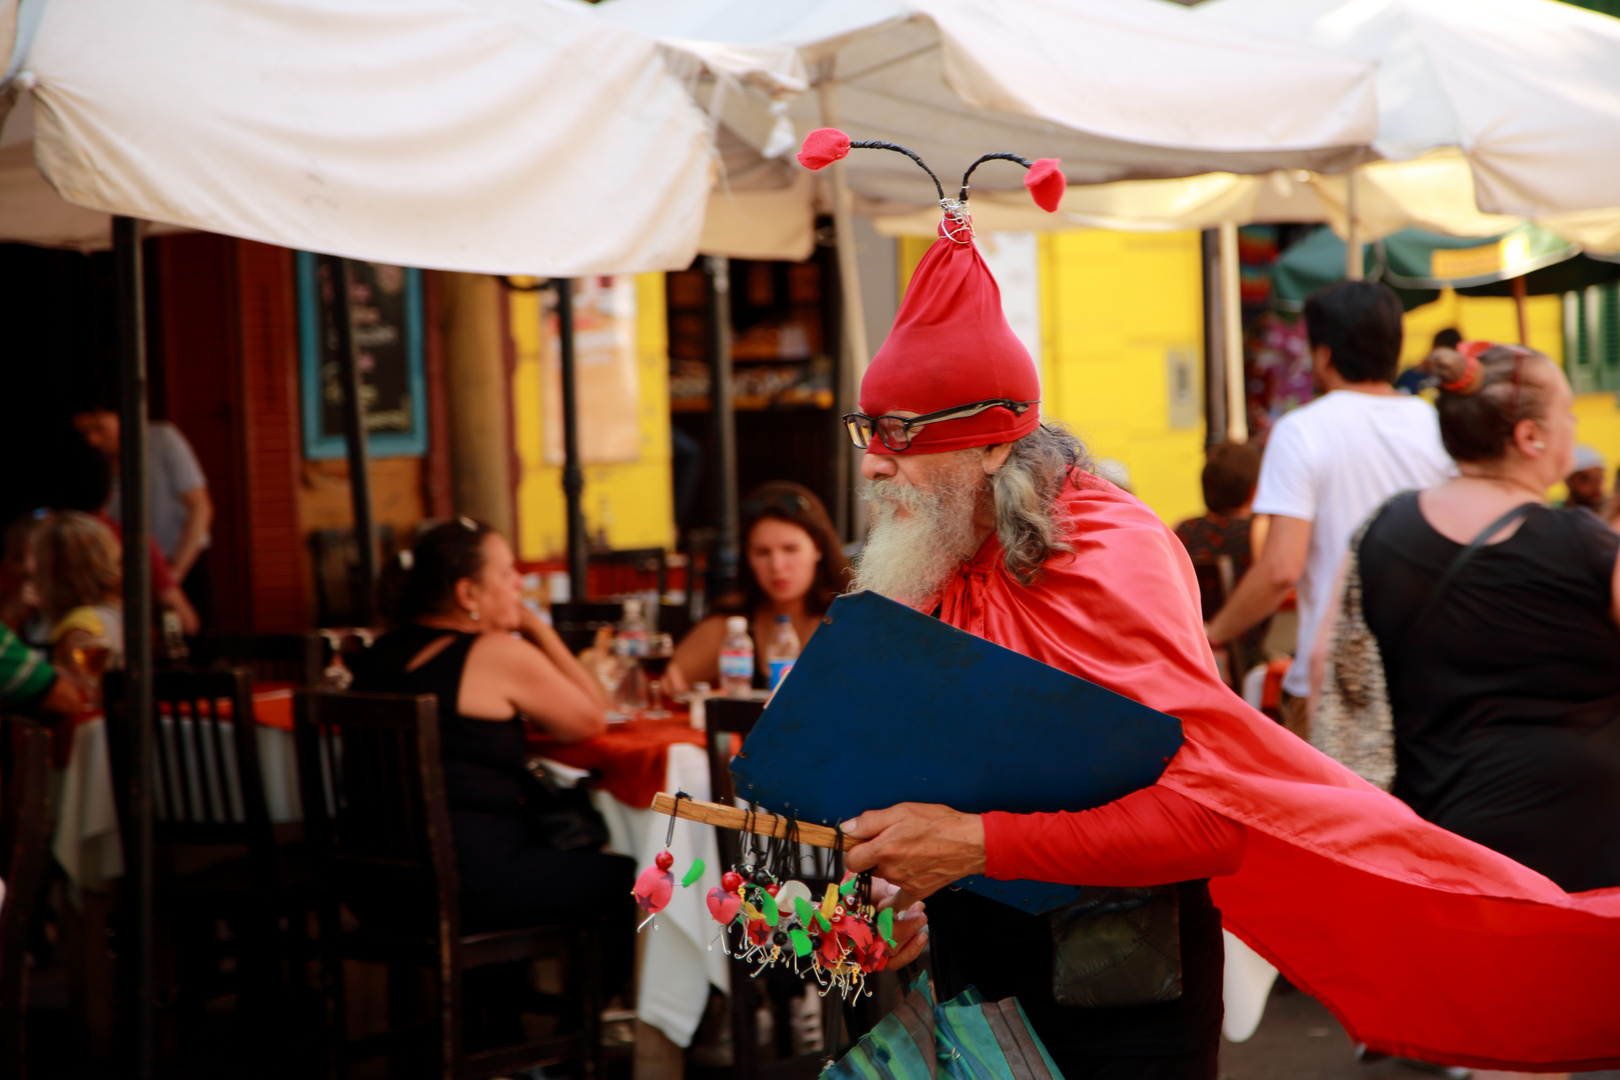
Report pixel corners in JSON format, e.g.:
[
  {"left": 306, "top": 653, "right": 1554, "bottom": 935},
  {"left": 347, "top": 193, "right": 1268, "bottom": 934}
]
[
  {"left": 171, "top": 486, "right": 213, "bottom": 582},
  {"left": 843, "top": 803, "right": 985, "bottom": 908},
  {"left": 41, "top": 666, "right": 87, "bottom": 717},
  {"left": 870, "top": 877, "right": 930, "bottom": 969}
]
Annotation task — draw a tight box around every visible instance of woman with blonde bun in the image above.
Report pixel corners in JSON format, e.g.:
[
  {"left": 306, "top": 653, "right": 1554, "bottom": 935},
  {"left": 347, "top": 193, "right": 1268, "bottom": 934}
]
[{"left": 1350, "top": 343, "right": 1620, "bottom": 909}]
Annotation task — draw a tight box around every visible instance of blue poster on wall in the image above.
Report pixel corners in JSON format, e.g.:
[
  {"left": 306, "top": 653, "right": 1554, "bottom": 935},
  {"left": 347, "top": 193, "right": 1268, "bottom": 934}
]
[{"left": 297, "top": 252, "right": 427, "bottom": 460}]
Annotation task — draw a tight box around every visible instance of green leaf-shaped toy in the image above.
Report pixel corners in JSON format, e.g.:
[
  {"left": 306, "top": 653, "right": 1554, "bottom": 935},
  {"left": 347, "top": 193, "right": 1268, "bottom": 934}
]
[
  {"left": 681, "top": 859, "right": 706, "bottom": 888},
  {"left": 789, "top": 928, "right": 812, "bottom": 958},
  {"left": 838, "top": 877, "right": 857, "bottom": 897},
  {"left": 794, "top": 896, "right": 816, "bottom": 928},
  {"left": 878, "top": 907, "right": 896, "bottom": 947},
  {"left": 762, "top": 890, "right": 780, "bottom": 927}
]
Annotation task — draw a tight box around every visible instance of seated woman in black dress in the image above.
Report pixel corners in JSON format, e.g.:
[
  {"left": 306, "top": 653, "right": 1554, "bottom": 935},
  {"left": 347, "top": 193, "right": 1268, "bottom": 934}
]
[
  {"left": 1354, "top": 343, "right": 1620, "bottom": 896},
  {"left": 352, "top": 518, "right": 633, "bottom": 947}
]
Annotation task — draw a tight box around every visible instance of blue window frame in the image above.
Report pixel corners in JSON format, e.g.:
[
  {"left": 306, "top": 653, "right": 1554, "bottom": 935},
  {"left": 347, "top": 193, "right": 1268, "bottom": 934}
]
[{"left": 297, "top": 251, "right": 427, "bottom": 460}]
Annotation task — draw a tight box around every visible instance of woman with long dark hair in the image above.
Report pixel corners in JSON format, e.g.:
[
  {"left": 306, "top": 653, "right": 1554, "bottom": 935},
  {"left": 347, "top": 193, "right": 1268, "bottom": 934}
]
[
  {"left": 353, "top": 518, "right": 630, "bottom": 937},
  {"left": 670, "top": 481, "right": 851, "bottom": 692}
]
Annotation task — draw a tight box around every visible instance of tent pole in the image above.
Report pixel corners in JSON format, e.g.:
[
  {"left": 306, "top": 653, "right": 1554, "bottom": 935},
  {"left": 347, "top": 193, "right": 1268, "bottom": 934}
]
[
  {"left": 1345, "top": 167, "right": 1363, "bottom": 281},
  {"left": 818, "top": 80, "right": 871, "bottom": 542},
  {"left": 1201, "top": 229, "right": 1228, "bottom": 447},
  {"left": 323, "top": 255, "right": 377, "bottom": 626},
  {"left": 706, "top": 256, "right": 739, "bottom": 602},
  {"left": 554, "top": 279, "right": 589, "bottom": 602},
  {"left": 113, "top": 214, "right": 155, "bottom": 1080},
  {"left": 1219, "top": 222, "right": 1248, "bottom": 443},
  {"left": 1512, "top": 276, "right": 1530, "bottom": 346}
]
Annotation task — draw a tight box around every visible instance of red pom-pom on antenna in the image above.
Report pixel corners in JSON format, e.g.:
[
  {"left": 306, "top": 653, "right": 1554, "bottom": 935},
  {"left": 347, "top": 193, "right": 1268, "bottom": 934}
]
[
  {"left": 1024, "top": 158, "right": 1065, "bottom": 212},
  {"left": 798, "top": 128, "right": 852, "bottom": 171}
]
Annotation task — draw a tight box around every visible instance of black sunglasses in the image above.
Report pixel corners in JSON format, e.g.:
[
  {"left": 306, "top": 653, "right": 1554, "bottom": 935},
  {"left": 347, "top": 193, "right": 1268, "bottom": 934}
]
[{"left": 841, "top": 398, "right": 1037, "bottom": 452}]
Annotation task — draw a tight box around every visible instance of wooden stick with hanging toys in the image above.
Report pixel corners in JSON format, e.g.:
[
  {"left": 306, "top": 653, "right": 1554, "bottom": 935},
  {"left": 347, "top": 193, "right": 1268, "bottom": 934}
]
[
  {"left": 638, "top": 790, "right": 895, "bottom": 1000},
  {"left": 650, "top": 793, "right": 857, "bottom": 851}
]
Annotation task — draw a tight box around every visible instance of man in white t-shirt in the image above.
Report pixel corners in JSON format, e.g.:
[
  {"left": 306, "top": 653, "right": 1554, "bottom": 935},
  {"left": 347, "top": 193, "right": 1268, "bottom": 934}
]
[{"left": 1204, "top": 281, "right": 1452, "bottom": 736}]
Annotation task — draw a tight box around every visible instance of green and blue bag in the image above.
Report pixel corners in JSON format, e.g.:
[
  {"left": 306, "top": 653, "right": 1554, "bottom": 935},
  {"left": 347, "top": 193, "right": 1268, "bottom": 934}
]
[{"left": 823, "top": 976, "right": 1064, "bottom": 1080}]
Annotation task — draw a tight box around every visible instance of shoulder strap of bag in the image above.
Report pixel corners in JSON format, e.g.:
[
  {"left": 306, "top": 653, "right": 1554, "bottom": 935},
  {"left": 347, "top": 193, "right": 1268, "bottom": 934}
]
[{"left": 1406, "top": 502, "right": 1539, "bottom": 638}]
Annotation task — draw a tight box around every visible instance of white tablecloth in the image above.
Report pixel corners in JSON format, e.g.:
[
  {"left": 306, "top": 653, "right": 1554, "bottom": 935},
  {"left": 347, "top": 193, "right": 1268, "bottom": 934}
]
[
  {"left": 51, "top": 716, "right": 301, "bottom": 891},
  {"left": 592, "top": 743, "right": 729, "bottom": 1049}
]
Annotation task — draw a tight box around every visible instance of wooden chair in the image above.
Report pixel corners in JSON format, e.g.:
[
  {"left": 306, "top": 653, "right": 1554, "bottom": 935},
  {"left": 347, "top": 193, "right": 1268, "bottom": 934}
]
[
  {"left": 293, "top": 689, "right": 605, "bottom": 1080},
  {"left": 1, "top": 719, "right": 52, "bottom": 1079},
  {"left": 103, "top": 668, "right": 300, "bottom": 1038},
  {"left": 191, "top": 632, "right": 328, "bottom": 687},
  {"left": 550, "top": 602, "right": 625, "bottom": 655},
  {"left": 586, "top": 547, "right": 667, "bottom": 600},
  {"left": 704, "top": 697, "right": 853, "bottom": 1080}
]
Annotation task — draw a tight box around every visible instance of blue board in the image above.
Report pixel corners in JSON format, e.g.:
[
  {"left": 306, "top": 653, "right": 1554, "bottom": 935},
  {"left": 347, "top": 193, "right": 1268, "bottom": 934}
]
[{"left": 730, "top": 591, "right": 1184, "bottom": 914}]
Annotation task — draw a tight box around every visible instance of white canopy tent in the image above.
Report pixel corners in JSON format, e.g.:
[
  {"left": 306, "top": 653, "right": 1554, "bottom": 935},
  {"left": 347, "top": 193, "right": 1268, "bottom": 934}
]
[
  {"left": 866, "top": 149, "right": 1620, "bottom": 256},
  {"left": 0, "top": 0, "right": 738, "bottom": 274},
  {"left": 1199, "top": 0, "right": 1620, "bottom": 221},
  {"left": 598, "top": 0, "right": 1380, "bottom": 202},
  {"left": 594, "top": 0, "right": 1381, "bottom": 446}
]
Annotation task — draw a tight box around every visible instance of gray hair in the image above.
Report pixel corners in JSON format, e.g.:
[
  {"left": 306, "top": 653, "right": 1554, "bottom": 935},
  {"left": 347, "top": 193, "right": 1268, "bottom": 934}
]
[{"left": 991, "top": 422, "right": 1092, "bottom": 585}]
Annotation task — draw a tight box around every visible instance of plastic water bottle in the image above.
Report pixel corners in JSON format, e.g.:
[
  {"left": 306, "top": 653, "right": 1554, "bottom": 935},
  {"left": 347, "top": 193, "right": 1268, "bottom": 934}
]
[
  {"left": 719, "top": 616, "right": 754, "bottom": 699},
  {"left": 614, "top": 598, "right": 649, "bottom": 711},
  {"left": 765, "top": 614, "right": 800, "bottom": 691}
]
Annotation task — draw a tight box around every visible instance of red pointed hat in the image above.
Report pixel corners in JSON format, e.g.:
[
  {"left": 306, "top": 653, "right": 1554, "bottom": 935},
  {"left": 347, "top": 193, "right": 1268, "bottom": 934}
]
[{"left": 798, "top": 130, "right": 1066, "bottom": 453}]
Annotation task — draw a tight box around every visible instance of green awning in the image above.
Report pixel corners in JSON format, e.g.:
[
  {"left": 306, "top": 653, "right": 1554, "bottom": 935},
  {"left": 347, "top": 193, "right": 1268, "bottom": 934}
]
[{"left": 1273, "top": 224, "right": 1620, "bottom": 310}]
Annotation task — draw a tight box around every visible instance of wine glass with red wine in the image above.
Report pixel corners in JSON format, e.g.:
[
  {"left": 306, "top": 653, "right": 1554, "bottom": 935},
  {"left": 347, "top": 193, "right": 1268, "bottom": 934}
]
[{"left": 641, "top": 633, "right": 675, "bottom": 718}]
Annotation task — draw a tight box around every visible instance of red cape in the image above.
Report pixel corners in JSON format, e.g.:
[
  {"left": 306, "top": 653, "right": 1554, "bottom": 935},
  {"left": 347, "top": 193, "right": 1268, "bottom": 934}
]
[{"left": 937, "top": 470, "right": 1620, "bottom": 1072}]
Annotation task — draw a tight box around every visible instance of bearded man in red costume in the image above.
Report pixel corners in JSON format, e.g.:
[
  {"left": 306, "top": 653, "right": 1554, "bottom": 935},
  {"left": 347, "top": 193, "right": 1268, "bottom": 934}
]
[{"left": 797, "top": 128, "right": 1620, "bottom": 1080}]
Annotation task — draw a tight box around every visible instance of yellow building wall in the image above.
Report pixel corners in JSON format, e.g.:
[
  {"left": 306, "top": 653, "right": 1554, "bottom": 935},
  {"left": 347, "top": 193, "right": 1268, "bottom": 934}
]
[
  {"left": 509, "top": 274, "right": 674, "bottom": 561},
  {"left": 899, "top": 231, "right": 1207, "bottom": 525},
  {"left": 1401, "top": 288, "right": 1620, "bottom": 500}
]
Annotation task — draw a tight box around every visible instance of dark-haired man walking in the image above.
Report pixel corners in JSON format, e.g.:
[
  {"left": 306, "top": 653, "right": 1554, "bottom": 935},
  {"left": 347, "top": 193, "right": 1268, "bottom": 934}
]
[{"left": 1204, "top": 281, "right": 1452, "bottom": 736}]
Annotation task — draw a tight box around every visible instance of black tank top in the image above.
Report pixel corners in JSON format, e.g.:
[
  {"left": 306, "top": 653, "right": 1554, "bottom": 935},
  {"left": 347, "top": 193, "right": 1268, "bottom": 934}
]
[
  {"left": 1359, "top": 493, "right": 1620, "bottom": 891},
  {"left": 350, "top": 626, "right": 528, "bottom": 816}
]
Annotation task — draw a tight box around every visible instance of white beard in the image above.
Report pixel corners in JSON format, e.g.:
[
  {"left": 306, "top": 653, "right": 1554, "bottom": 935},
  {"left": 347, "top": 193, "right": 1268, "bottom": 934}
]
[{"left": 852, "top": 464, "right": 984, "bottom": 610}]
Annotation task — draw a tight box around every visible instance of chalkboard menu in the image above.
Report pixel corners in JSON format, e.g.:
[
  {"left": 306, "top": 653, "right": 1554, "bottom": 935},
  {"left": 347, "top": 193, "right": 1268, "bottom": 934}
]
[{"left": 297, "top": 252, "right": 426, "bottom": 459}]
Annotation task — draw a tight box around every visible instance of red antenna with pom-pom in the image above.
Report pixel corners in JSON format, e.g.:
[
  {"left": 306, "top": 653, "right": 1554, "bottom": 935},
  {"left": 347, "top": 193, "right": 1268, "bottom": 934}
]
[{"left": 796, "top": 128, "right": 1065, "bottom": 214}]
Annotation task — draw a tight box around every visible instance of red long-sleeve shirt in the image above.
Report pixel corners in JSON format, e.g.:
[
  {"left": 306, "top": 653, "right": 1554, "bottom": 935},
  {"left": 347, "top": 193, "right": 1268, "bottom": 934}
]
[{"left": 983, "top": 784, "right": 1246, "bottom": 887}]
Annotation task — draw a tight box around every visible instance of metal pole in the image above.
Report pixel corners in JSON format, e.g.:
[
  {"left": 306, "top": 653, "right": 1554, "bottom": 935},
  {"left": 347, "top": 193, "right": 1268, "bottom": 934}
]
[
  {"left": 1512, "top": 276, "right": 1531, "bottom": 346},
  {"left": 554, "top": 279, "right": 589, "bottom": 602},
  {"left": 818, "top": 80, "right": 872, "bottom": 543},
  {"left": 323, "top": 255, "right": 377, "bottom": 626},
  {"left": 1200, "top": 229, "right": 1228, "bottom": 447},
  {"left": 1345, "top": 167, "right": 1364, "bottom": 281},
  {"left": 113, "top": 214, "right": 155, "bottom": 1080},
  {"left": 706, "top": 256, "right": 739, "bottom": 601},
  {"left": 1218, "top": 222, "right": 1248, "bottom": 443}
]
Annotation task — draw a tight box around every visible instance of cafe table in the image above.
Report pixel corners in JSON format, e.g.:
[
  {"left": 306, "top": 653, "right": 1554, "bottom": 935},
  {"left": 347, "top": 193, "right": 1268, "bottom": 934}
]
[
  {"left": 52, "top": 682, "right": 303, "bottom": 892},
  {"left": 529, "top": 713, "right": 729, "bottom": 1053}
]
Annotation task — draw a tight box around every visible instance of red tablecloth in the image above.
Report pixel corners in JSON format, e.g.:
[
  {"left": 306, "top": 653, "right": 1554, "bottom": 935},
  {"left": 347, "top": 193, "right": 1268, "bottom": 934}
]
[{"left": 528, "top": 716, "right": 705, "bottom": 810}]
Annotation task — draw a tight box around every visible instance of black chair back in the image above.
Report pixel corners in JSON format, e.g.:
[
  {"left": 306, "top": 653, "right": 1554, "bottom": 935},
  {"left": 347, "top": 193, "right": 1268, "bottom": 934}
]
[
  {"left": 586, "top": 547, "right": 667, "bottom": 599},
  {"left": 292, "top": 690, "right": 456, "bottom": 938},
  {"left": 549, "top": 602, "right": 625, "bottom": 628},
  {"left": 106, "top": 667, "right": 277, "bottom": 865},
  {"left": 1, "top": 720, "right": 51, "bottom": 1077},
  {"left": 192, "top": 632, "right": 328, "bottom": 688}
]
